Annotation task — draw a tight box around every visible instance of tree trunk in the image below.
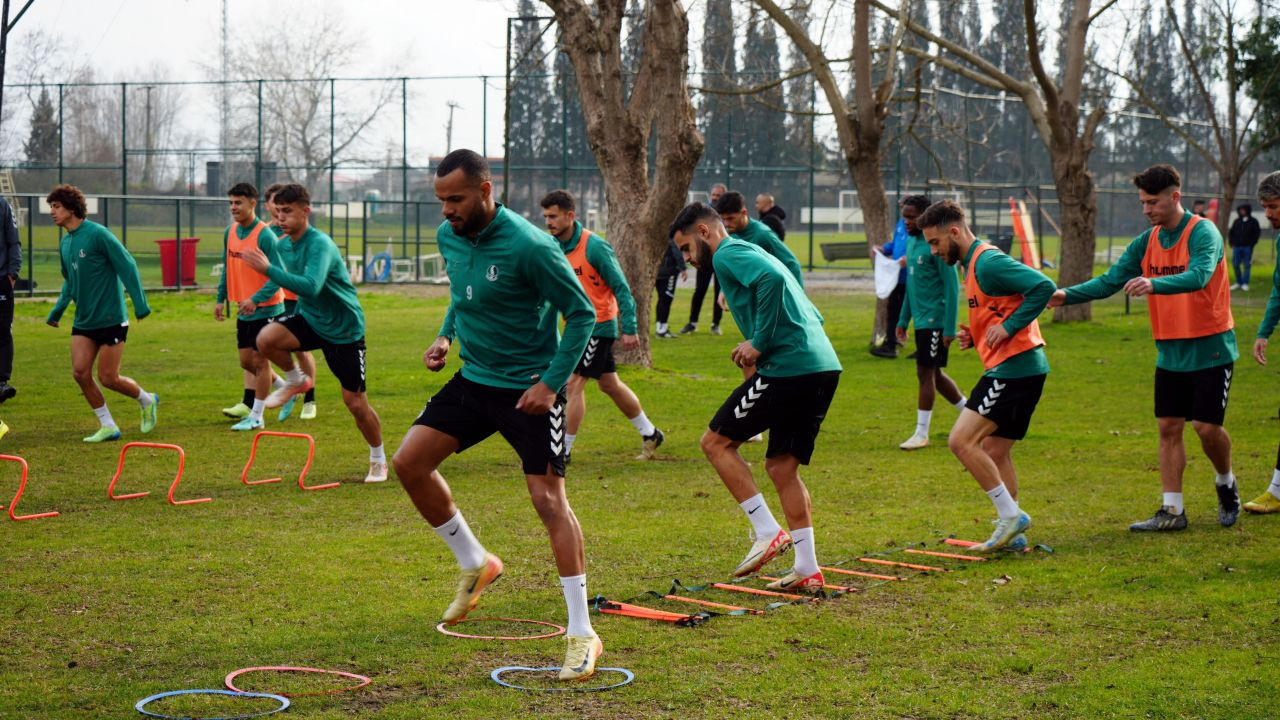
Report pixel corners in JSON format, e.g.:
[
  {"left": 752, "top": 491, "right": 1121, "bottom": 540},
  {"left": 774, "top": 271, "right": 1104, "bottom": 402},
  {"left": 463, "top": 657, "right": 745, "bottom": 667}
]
[
  {"left": 1051, "top": 140, "right": 1097, "bottom": 322},
  {"left": 848, "top": 142, "right": 894, "bottom": 345},
  {"left": 1219, "top": 170, "right": 1242, "bottom": 241}
]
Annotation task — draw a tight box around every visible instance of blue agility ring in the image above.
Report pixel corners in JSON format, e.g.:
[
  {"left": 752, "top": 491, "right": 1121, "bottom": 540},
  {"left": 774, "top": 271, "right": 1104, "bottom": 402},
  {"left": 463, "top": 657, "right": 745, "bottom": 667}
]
[
  {"left": 490, "top": 666, "right": 634, "bottom": 692},
  {"left": 135, "top": 688, "right": 290, "bottom": 719}
]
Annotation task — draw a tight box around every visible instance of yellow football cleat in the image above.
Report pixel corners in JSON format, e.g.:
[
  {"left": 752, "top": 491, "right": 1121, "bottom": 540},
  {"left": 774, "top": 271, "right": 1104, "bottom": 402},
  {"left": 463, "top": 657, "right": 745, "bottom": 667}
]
[
  {"left": 1243, "top": 491, "right": 1280, "bottom": 514},
  {"left": 441, "top": 553, "right": 503, "bottom": 625},
  {"left": 558, "top": 633, "right": 603, "bottom": 681}
]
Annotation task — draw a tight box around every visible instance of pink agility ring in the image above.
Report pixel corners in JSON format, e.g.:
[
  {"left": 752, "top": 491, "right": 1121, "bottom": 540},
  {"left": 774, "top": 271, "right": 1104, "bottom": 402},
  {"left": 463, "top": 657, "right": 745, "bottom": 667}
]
[
  {"left": 435, "top": 617, "right": 567, "bottom": 641},
  {"left": 224, "top": 666, "right": 372, "bottom": 698}
]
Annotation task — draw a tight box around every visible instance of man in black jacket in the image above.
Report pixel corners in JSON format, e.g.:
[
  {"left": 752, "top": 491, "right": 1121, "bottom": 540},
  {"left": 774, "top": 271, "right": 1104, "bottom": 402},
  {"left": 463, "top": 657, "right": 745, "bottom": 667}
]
[
  {"left": 756, "top": 193, "right": 787, "bottom": 241},
  {"left": 1229, "top": 203, "right": 1261, "bottom": 291},
  {"left": 0, "top": 197, "right": 19, "bottom": 403}
]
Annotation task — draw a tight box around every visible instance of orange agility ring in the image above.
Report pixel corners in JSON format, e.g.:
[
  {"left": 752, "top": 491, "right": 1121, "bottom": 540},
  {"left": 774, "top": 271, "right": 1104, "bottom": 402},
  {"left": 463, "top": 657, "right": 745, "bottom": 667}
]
[
  {"left": 0, "top": 455, "right": 59, "bottom": 521},
  {"left": 108, "top": 442, "right": 212, "bottom": 506},
  {"left": 224, "top": 666, "right": 372, "bottom": 698},
  {"left": 240, "top": 431, "right": 332, "bottom": 490},
  {"left": 435, "top": 617, "right": 567, "bottom": 641}
]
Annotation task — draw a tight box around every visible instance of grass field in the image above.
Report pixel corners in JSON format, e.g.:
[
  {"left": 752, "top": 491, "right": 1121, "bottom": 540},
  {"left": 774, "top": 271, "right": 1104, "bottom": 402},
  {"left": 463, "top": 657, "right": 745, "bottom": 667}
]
[{"left": 3, "top": 280, "right": 1280, "bottom": 718}]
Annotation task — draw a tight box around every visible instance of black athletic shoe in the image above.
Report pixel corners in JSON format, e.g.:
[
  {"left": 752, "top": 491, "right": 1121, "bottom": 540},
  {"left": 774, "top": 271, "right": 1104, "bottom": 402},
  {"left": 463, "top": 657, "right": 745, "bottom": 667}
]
[
  {"left": 679, "top": 323, "right": 697, "bottom": 335},
  {"left": 638, "top": 428, "right": 665, "bottom": 460},
  {"left": 869, "top": 345, "right": 898, "bottom": 359},
  {"left": 0, "top": 383, "right": 14, "bottom": 404},
  {"left": 1129, "top": 506, "right": 1188, "bottom": 532},
  {"left": 1217, "top": 483, "right": 1241, "bottom": 527}
]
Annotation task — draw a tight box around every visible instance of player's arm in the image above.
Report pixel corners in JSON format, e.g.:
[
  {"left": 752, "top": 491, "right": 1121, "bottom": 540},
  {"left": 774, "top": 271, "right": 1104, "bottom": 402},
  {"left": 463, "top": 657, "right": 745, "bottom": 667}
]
[
  {"left": 46, "top": 254, "right": 71, "bottom": 326},
  {"left": 1255, "top": 236, "right": 1280, "bottom": 364},
  {"left": 1060, "top": 234, "right": 1147, "bottom": 304},
  {"left": 981, "top": 251, "right": 1055, "bottom": 335},
  {"left": 2, "top": 200, "right": 19, "bottom": 284},
  {"left": 1149, "top": 224, "right": 1221, "bottom": 294},
  {"left": 941, "top": 257, "right": 959, "bottom": 338},
  {"left": 263, "top": 241, "right": 325, "bottom": 299},
  {"left": 588, "top": 237, "right": 638, "bottom": 336},
  {"left": 249, "top": 228, "right": 284, "bottom": 304},
  {"left": 732, "top": 249, "right": 787, "bottom": 356},
  {"left": 216, "top": 229, "right": 229, "bottom": 306},
  {"left": 530, "top": 242, "right": 594, "bottom": 393},
  {"left": 102, "top": 228, "right": 151, "bottom": 320}
]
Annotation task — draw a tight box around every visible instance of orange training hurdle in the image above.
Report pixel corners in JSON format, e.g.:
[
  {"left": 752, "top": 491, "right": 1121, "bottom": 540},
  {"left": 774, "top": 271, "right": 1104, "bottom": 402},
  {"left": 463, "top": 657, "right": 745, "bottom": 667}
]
[
  {"left": 0, "top": 455, "right": 59, "bottom": 521},
  {"left": 240, "top": 431, "right": 332, "bottom": 490},
  {"left": 108, "top": 442, "right": 212, "bottom": 506}
]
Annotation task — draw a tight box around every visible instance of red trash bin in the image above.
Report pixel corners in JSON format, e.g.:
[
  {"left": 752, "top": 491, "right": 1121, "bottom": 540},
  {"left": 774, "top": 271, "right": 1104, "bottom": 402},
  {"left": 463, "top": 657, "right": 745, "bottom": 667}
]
[{"left": 155, "top": 238, "right": 199, "bottom": 287}]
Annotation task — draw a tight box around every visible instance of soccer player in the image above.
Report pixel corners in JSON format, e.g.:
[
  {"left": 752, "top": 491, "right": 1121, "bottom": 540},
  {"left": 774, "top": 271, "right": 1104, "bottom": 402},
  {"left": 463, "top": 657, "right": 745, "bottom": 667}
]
[
  {"left": 669, "top": 203, "right": 842, "bottom": 592},
  {"left": 240, "top": 184, "right": 387, "bottom": 483},
  {"left": 44, "top": 184, "right": 158, "bottom": 442},
  {"left": 681, "top": 183, "right": 726, "bottom": 335},
  {"left": 264, "top": 184, "right": 319, "bottom": 421},
  {"left": 215, "top": 183, "right": 286, "bottom": 431},
  {"left": 919, "top": 199, "right": 1053, "bottom": 552},
  {"left": 540, "top": 190, "right": 665, "bottom": 462},
  {"left": 1244, "top": 172, "right": 1280, "bottom": 514},
  {"left": 1050, "top": 164, "right": 1240, "bottom": 531},
  {"left": 895, "top": 195, "right": 967, "bottom": 450},
  {"left": 390, "top": 150, "right": 602, "bottom": 680},
  {"left": 715, "top": 191, "right": 803, "bottom": 286}
]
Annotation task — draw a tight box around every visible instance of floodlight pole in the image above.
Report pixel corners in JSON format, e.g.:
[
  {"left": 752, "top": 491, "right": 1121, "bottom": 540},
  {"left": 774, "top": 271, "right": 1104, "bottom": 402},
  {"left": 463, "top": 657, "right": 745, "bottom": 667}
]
[{"left": 0, "top": 0, "right": 33, "bottom": 128}]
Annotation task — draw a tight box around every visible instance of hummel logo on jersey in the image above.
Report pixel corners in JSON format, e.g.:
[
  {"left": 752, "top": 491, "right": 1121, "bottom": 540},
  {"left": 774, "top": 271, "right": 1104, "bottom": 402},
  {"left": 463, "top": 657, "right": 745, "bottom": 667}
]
[
  {"left": 486, "top": 265, "right": 499, "bottom": 281},
  {"left": 549, "top": 403, "right": 566, "bottom": 455},
  {"left": 734, "top": 377, "right": 770, "bottom": 419},
  {"left": 978, "top": 379, "right": 1005, "bottom": 416}
]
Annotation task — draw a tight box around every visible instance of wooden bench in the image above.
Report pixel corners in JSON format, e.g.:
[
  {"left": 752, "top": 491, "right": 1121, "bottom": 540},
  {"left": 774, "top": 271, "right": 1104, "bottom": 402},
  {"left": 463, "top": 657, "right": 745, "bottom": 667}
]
[{"left": 820, "top": 241, "right": 870, "bottom": 262}]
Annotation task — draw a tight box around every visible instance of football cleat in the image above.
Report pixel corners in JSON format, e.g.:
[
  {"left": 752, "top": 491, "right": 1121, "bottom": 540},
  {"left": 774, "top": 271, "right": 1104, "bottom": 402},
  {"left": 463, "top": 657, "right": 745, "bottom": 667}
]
[
  {"left": 231, "top": 416, "right": 264, "bottom": 432},
  {"left": 265, "top": 376, "right": 313, "bottom": 409},
  {"left": 276, "top": 395, "right": 297, "bottom": 422},
  {"left": 733, "top": 527, "right": 792, "bottom": 577},
  {"left": 898, "top": 432, "right": 929, "bottom": 450},
  {"left": 765, "top": 568, "right": 826, "bottom": 594},
  {"left": 365, "top": 461, "right": 388, "bottom": 483},
  {"left": 971, "top": 511, "right": 1032, "bottom": 552},
  {"left": 221, "top": 402, "right": 251, "bottom": 419},
  {"left": 140, "top": 395, "right": 159, "bottom": 434},
  {"left": 1244, "top": 490, "right": 1280, "bottom": 514},
  {"left": 84, "top": 425, "right": 122, "bottom": 443},
  {"left": 300, "top": 401, "right": 317, "bottom": 420},
  {"left": 636, "top": 428, "right": 665, "bottom": 460},
  {"left": 441, "top": 553, "right": 503, "bottom": 625},
  {"left": 558, "top": 633, "right": 604, "bottom": 681},
  {"left": 1129, "top": 506, "right": 1187, "bottom": 532},
  {"left": 1217, "top": 482, "right": 1241, "bottom": 527}
]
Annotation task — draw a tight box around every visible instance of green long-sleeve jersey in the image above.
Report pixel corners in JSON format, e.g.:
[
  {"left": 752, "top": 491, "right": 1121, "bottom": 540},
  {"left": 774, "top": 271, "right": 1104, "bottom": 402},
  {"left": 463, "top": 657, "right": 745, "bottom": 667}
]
[
  {"left": 265, "top": 226, "right": 365, "bottom": 344},
  {"left": 714, "top": 236, "right": 841, "bottom": 377},
  {"left": 898, "top": 231, "right": 958, "bottom": 335},
  {"left": 47, "top": 220, "right": 151, "bottom": 329},
  {"left": 732, "top": 218, "right": 804, "bottom": 287},
  {"left": 962, "top": 242, "right": 1054, "bottom": 378},
  {"left": 558, "top": 221, "right": 638, "bottom": 338},
  {"left": 437, "top": 205, "right": 594, "bottom": 391},
  {"left": 216, "top": 221, "right": 285, "bottom": 321},
  {"left": 1257, "top": 232, "right": 1280, "bottom": 339},
  {"left": 1062, "top": 211, "right": 1238, "bottom": 371}
]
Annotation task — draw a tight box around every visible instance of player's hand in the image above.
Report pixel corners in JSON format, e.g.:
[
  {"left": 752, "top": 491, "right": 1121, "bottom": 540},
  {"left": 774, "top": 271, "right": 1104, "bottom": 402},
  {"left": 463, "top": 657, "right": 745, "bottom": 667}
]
[
  {"left": 680, "top": 271, "right": 688, "bottom": 282},
  {"left": 214, "top": 304, "right": 225, "bottom": 321},
  {"left": 717, "top": 292, "right": 728, "bottom": 311},
  {"left": 424, "top": 336, "right": 451, "bottom": 372},
  {"left": 957, "top": 324, "right": 973, "bottom": 350},
  {"left": 1123, "top": 276, "right": 1154, "bottom": 296},
  {"left": 731, "top": 341, "right": 760, "bottom": 369},
  {"left": 1254, "top": 337, "right": 1269, "bottom": 366},
  {"left": 895, "top": 326, "right": 908, "bottom": 345},
  {"left": 237, "top": 299, "right": 257, "bottom": 316},
  {"left": 986, "top": 323, "right": 1011, "bottom": 350},
  {"left": 515, "top": 381, "right": 557, "bottom": 415},
  {"left": 1047, "top": 289, "right": 1067, "bottom": 308},
  {"left": 943, "top": 335, "right": 955, "bottom": 348},
  {"left": 620, "top": 333, "right": 639, "bottom": 351},
  {"left": 241, "top": 246, "right": 270, "bottom": 273}
]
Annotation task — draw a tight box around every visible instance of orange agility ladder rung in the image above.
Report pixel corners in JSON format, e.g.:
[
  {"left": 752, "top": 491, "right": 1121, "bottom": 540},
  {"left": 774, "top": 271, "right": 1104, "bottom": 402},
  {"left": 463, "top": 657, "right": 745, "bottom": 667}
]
[
  {"left": 857, "top": 557, "right": 948, "bottom": 573},
  {"left": 240, "top": 431, "right": 332, "bottom": 490},
  {"left": 662, "top": 594, "right": 765, "bottom": 615},
  {"left": 904, "top": 548, "right": 985, "bottom": 562},
  {"left": 759, "top": 576, "right": 859, "bottom": 594},
  {"left": 820, "top": 565, "right": 902, "bottom": 582},
  {"left": 0, "top": 455, "right": 59, "bottom": 521},
  {"left": 709, "top": 582, "right": 813, "bottom": 602},
  {"left": 108, "top": 443, "right": 211, "bottom": 506},
  {"left": 944, "top": 538, "right": 979, "bottom": 548},
  {"left": 597, "top": 600, "right": 705, "bottom": 626}
]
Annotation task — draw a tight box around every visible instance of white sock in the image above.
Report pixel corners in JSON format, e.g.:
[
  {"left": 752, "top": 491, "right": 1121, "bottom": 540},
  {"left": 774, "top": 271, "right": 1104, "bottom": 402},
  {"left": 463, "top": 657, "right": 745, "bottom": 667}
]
[
  {"left": 369, "top": 444, "right": 386, "bottom": 464},
  {"left": 432, "top": 511, "right": 487, "bottom": 570},
  {"left": 915, "top": 409, "right": 932, "bottom": 437},
  {"left": 1268, "top": 469, "right": 1280, "bottom": 497},
  {"left": 1214, "top": 471, "right": 1235, "bottom": 488},
  {"left": 285, "top": 366, "right": 306, "bottom": 385},
  {"left": 136, "top": 389, "right": 154, "bottom": 408},
  {"left": 560, "top": 574, "right": 593, "bottom": 637},
  {"left": 93, "top": 405, "right": 115, "bottom": 428},
  {"left": 565, "top": 433, "right": 577, "bottom": 452},
  {"left": 271, "top": 374, "right": 285, "bottom": 390},
  {"left": 739, "top": 493, "right": 782, "bottom": 537},
  {"left": 656, "top": 322, "right": 668, "bottom": 333},
  {"left": 250, "top": 398, "right": 265, "bottom": 421},
  {"left": 954, "top": 396, "right": 967, "bottom": 411},
  {"left": 790, "top": 526, "right": 819, "bottom": 576},
  {"left": 986, "top": 483, "right": 1021, "bottom": 520},
  {"left": 629, "top": 412, "right": 656, "bottom": 437},
  {"left": 1163, "top": 492, "right": 1184, "bottom": 514}
]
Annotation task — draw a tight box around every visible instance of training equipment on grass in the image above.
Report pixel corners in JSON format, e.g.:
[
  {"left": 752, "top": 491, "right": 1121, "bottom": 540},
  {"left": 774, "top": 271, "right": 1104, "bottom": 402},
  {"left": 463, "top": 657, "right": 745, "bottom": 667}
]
[
  {"left": 224, "top": 666, "right": 371, "bottom": 697},
  {"left": 0, "top": 455, "right": 59, "bottom": 521},
  {"left": 109, "top": 443, "right": 212, "bottom": 506},
  {"left": 240, "top": 431, "right": 331, "bottom": 490},
  {"left": 595, "top": 599, "right": 708, "bottom": 626},
  {"left": 489, "top": 666, "right": 635, "bottom": 692},
  {"left": 133, "top": 688, "right": 289, "bottom": 719},
  {"left": 434, "top": 617, "right": 567, "bottom": 640}
]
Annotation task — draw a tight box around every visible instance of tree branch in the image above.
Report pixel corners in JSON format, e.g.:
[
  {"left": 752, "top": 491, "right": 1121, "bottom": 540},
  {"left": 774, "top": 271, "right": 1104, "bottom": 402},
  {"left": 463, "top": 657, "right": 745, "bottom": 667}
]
[
  {"left": 1023, "top": 0, "right": 1060, "bottom": 112},
  {"left": 1165, "top": 0, "right": 1226, "bottom": 155}
]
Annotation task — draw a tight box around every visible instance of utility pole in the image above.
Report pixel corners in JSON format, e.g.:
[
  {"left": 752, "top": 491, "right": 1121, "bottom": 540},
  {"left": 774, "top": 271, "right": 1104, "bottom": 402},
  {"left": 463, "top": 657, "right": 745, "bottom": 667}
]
[
  {"left": 445, "top": 101, "right": 461, "bottom": 153},
  {"left": 0, "top": 0, "right": 37, "bottom": 133}
]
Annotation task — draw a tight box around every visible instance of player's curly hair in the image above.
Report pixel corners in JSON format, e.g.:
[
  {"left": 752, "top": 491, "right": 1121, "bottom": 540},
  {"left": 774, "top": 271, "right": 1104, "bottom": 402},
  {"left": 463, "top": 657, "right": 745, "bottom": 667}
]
[
  {"left": 1258, "top": 171, "right": 1280, "bottom": 202},
  {"left": 46, "top": 184, "right": 87, "bottom": 219}
]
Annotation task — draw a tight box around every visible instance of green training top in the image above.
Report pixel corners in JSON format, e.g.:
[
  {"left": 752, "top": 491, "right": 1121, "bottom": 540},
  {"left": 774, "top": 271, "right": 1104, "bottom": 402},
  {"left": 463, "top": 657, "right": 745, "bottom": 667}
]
[
  {"left": 732, "top": 218, "right": 804, "bottom": 287},
  {"left": 898, "top": 230, "right": 958, "bottom": 335},
  {"left": 558, "top": 220, "right": 638, "bottom": 339},
  {"left": 961, "top": 242, "right": 1054, "bottom": 379},
  {"left": 713, "top": 236, "right": 841, "bottom": 377},
  {"left": 1257, "top": 232, "right": 1280, "bottom": 339},
  {"left": 1062, "top": 211, "right": 1238, "bottom": 371},
  {"left": 437, "top": 205, "right": 594, "bottom": 391},
  {"left": 265, "top": 225, "right": 365, "bottom": 344},
  {"left": 47, "top": 220, "right": 151, "bottom": 330},
  {"left": 216, "top": 221, "right": 285, "bottom": 321}
]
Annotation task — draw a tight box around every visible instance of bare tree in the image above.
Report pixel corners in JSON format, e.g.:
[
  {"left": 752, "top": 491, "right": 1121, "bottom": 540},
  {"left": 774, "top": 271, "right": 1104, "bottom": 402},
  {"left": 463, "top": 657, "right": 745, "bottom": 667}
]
[
  {"left": 871, "top": 0, "right": 1115, "bottom": 322},
  {"left": 540, "top": 0, "right": 704, "bottom": 366}
]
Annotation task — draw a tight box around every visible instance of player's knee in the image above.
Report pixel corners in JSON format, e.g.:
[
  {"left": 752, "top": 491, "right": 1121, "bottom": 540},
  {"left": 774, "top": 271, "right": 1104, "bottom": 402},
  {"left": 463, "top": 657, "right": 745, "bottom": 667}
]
[
  {"left": 1157, "top": 418, "right": 1184, "bottom": 440},
  {"left": 597, "top": 374, "right": 620, "bottom": 393},
  {"left": 1191, "top": 420, "right": 1224, "bottom": 441},
  {"left": 529, "top": 483, "right": 566, "bottom": 518},
  {"left": 96, "top": 369, "right": 121, "bottom": 388},
  {"left": 947, "top": 430, "right": 973, "bottom": 457},
  {"left": 699, "top": 430, "right": 726, "bottom": 458}
]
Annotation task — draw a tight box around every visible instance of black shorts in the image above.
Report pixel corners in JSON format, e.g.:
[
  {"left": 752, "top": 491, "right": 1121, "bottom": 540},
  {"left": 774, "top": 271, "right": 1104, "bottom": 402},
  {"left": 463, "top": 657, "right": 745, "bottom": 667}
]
[
  {"left": 72, "top": 324, "right": 128, "bottom": 347},
  {"left": 413, "top": 372, "right": 568, "bottom": 477},
  {"left": 574, "top": 337, "right": 616, "bottom": 379},
  {"left": 274, "top": 313, "right": 366, "bottom": 393},
  {"left": 966, "top": 373, "right": 1046, "bottom": 440},
  {"left": 914, "top": 328, "right": 950, "bottom": 368},
  {"left": 708, "top": 371, "right": 841, "bottom": 465},
  {"left": 282, "top": 299, "right": 298, "bottom": 314},
  {"left": 1154, "top": 363, "right": 1232, "bottom": 425},
  {"left": 236, "top": 317, "right": 273, "bottom": 350}
]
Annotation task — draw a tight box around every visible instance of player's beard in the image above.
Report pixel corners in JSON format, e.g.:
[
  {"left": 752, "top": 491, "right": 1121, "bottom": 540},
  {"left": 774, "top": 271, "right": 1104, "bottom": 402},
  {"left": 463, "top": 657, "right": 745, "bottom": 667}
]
[{"left": 456, "top": 202, "right": 491, "bottom": 237}]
